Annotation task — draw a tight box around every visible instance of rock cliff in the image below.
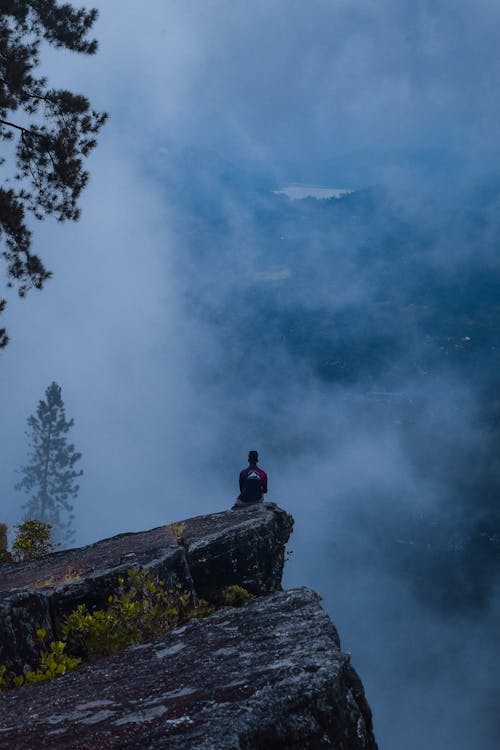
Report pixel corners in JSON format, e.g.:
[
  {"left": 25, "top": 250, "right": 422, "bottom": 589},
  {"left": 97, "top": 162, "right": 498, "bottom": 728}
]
[{"left": 0, "top": 503, "right": 377, "bottom": 749}]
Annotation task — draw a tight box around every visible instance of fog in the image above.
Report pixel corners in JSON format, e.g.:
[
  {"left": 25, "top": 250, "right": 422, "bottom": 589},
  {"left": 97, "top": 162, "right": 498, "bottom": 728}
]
[{"left": 2, "top": 2, "right": 500, "bottom": 748}]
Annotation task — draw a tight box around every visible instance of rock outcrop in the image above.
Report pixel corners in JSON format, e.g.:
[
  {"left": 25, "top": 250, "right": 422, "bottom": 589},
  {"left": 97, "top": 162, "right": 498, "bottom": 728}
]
[
  {"left": 0, "top": 503, "right": 293, "bottom": 672},
  {"left": 0, "top": 588, "right": 377, "bottom": 749},
  {"left": 0, "top": 503, "right": 378, "bottom": 749}
]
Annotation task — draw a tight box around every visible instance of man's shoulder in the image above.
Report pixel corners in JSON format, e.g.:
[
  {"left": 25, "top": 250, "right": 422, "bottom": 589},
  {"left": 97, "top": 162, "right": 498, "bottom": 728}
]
[{"left": 241, "top": 465, "right": 267, "bottom": 478}]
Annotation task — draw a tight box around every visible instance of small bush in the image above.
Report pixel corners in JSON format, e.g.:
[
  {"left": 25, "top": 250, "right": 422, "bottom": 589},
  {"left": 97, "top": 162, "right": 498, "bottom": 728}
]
[
  {"left": 0, "top": 523, "right": 12, "bottom": 563},
  {"left": 169, "top": 522, "right": 186, "bottom": 543},
  {"left": 12, "top": 520, "right": 55, "bottom": 561},
  {"left": 0, "top": 665, "right": 10, "bottom": 690},
  {"left": 0, "top": 629, "right": 80, "bottom": 690},
  {"left": 189, "top": 598, "right": 215, "bottom": 618},
  {"left": 31, "top": 565, "right": 82, "bottom": 590},
  {"left": 221, "top": 585, "right": 255, "bottom": 607},
  {"left": 61, "top": 565, "right": 82, "bottom": 582},
  {"left": 0, "top": 523, "right": 8, "bottom": 552},
  {"left": 0, "top": 568, "right": 227, "bottom": 691},
  {"left": 31, "top": 576, "right": 55, "bottom": 589},
  {"left": 63, "top": 568, "right": 193, "bottom": 659}
]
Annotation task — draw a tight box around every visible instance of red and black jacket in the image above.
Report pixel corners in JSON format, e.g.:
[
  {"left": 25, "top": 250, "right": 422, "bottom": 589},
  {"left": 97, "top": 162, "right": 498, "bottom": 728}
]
[{"left": 239, "top": 464, "right": 268, "bottom": 500}]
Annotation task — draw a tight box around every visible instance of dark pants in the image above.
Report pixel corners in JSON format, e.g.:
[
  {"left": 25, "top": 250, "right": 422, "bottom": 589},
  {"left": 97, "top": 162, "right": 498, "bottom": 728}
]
[{"left": 232, "top": 496, "right": 263, "bottom": 509}]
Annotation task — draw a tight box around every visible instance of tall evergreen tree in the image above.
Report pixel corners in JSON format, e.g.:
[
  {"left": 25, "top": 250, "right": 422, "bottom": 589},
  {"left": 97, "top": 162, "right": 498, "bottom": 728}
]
[
  {"left": 0, "top": 1, "right": 107, "bottom": 347},
  {"left": 15, "top": 381, "right": 82, "bottom": 546}
]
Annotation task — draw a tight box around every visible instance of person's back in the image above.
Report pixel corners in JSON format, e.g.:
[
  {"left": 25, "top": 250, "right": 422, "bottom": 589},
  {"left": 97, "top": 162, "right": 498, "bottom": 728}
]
[{"left": 238, "top": 450, "right": 268, "bottom": 504}]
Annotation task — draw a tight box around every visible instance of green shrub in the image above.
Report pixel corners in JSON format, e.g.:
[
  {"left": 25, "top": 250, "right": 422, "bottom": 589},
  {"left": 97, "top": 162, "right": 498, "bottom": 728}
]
[
  {"left": 0, "top": 570, "right": 253, "bottom": 692},
  {"left": 0, "top": 665, "right": 23, "bottom": 690},
  {"left": 12, "top": 520, "right": 55, "bottom": 561},
  {"left": 169, "top": 521, "right": 186, "bottom": 543},
  {"left": 31, "top": 575, "right": 55, "bottom": 589},
  {"left": 189, "top": 597, "right": 215, "bottom": 618},
  {"left": 221, "top": 585, "right": 255, "bottom": 607},
  {"left": 0, "top": 629, "right": 80, "bottom": 690},
  {"left": 0, "top": 523, "right": 8, "bottom": 552},
  {"left": 0, "top": 665, "right": 10, "bottom": 690},
  {"left": 31, "top": 565, "right": 82, "bottom": 589},
  {"left": 0, "top": 523, "right": 12, "bottom": 563},
  {"left": 63, "top": 568, "right": 193, "bottom": 659}
]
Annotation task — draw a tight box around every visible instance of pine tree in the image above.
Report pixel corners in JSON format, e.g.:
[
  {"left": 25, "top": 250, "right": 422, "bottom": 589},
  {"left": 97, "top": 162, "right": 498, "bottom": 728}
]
[
  {"left": 15, "top": 381, "right": 83, "bottom": 546},
  {"left": 0, "top": 1, "right": 107, "bottom": 348}
]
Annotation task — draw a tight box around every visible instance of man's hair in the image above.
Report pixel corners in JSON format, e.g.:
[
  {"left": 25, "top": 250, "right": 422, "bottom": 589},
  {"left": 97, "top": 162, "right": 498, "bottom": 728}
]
[{"left": 248, "top": 450, "right": 259, "bottom": 463}]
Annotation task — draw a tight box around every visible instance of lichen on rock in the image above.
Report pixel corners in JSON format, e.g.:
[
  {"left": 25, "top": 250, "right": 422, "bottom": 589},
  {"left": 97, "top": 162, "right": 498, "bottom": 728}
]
[{"left": 0, "top": 503, "right": 378, "bottom": 749}]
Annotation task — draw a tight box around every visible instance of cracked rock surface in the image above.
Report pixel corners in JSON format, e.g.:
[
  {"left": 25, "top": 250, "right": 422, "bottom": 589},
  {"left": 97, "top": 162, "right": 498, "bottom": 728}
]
[
  {"left": 0, "top": 503, "right": 293, "bottom": 671},
  {"left": 0, "top": 588, "right": 377, "bottom": 750}
]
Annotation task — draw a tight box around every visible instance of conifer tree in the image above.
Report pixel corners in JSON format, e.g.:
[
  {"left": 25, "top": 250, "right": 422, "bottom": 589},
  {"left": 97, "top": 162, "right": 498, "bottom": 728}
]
[
  {"left": 15, "top": 381, "right": 83, "bottom": 546},
  {"left": 0, "top": 1, "right": 107, "bottom": 347}
]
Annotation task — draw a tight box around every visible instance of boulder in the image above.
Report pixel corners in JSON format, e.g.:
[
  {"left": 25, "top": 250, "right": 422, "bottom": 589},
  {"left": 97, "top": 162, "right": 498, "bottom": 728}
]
[
  {"left": 0, "top": 503, "right": 293, "bottom": 671},
  {"left": 182, "top": 502, "right": 294, "bottom": 599},
  {"left": 0, "top": 588, "right": 377, "bottom": 750},
  {"left": 0, "top": 589, "right": 53, "bottom": 676}
]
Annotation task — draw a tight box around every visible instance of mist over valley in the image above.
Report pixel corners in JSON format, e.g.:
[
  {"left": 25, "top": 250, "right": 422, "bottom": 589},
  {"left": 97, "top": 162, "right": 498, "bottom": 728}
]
[
  {"left": 153, "top": 143, "right": 500, "bottom": 748},
  {"left": 2, "top": 2, "right": 500, "bottom": 747}
]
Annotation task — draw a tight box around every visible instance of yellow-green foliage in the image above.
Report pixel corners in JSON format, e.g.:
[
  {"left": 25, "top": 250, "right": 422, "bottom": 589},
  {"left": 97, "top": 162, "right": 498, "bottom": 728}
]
[
  {"left": 221, "top": 585, "right": 255, "bottom": 607},
  {"left": 169, "top": 521, "right": 186, "bottom": 543},
  {"left": 0, "top": 629, "right": 80, "bottom": 690},
  {"left": 63, "top": 568, "right": 193, "bottom": 659},
  {"left": 0, "top": 523, "right": 12, "bottom": 563},
  {"left": 62, "top": 565, "right": 81, "bottom": 581},
  {"left": 0, "top": 523, "right": 8, "bottom": 552},
  {"left": 31, "top": 565, "right": 82, "bottom": 590},
  {"left": 0, "top": 665, "right": 10, "bottom": 690},
  {"left": 189, "top": 597, "right": 215, "bottom": 618},
  {"left": 23, "top": 640, "right": 81, "bottom": 685},
  {"left": 12, "top": 519, "right": 54, "bottom": 561},
  {"left": 31, "top": 575, "right": 55, "bottom": 589},
  {"left": 0, "top": 569, "right": 242, "bottom": 692}
]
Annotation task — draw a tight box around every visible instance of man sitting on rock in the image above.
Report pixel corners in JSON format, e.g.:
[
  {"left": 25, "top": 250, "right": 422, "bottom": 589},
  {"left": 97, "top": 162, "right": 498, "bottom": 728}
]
[{"left": 234, "top": 450, "right": 268, "bottom": 508}]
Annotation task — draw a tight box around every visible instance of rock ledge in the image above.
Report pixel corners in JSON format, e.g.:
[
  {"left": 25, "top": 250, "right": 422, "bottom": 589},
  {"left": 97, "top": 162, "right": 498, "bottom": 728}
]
[
  {"left": 0, "top": 588, "right": 377, "bottom": 750},
  {"left": 0, "top": 503, "right": 293, "bottom": 672}
]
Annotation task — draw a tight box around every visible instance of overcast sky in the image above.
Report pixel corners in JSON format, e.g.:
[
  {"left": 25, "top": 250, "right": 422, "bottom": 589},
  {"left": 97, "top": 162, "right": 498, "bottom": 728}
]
[
  {"left": 95, "top": 0, "right": 500, "bottom": 164},
  {"left": 1, "top": 3, "right": 500, "bottom": 748}
]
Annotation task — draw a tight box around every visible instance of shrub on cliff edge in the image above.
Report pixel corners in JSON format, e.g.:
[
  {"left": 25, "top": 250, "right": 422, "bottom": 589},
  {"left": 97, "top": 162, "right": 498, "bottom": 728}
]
[
  {"left": 12, "top": 520, "right": 55, "bottom": 561},
  {"left": 0, "top": 523, "right": 12, "bottom": 563}
]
